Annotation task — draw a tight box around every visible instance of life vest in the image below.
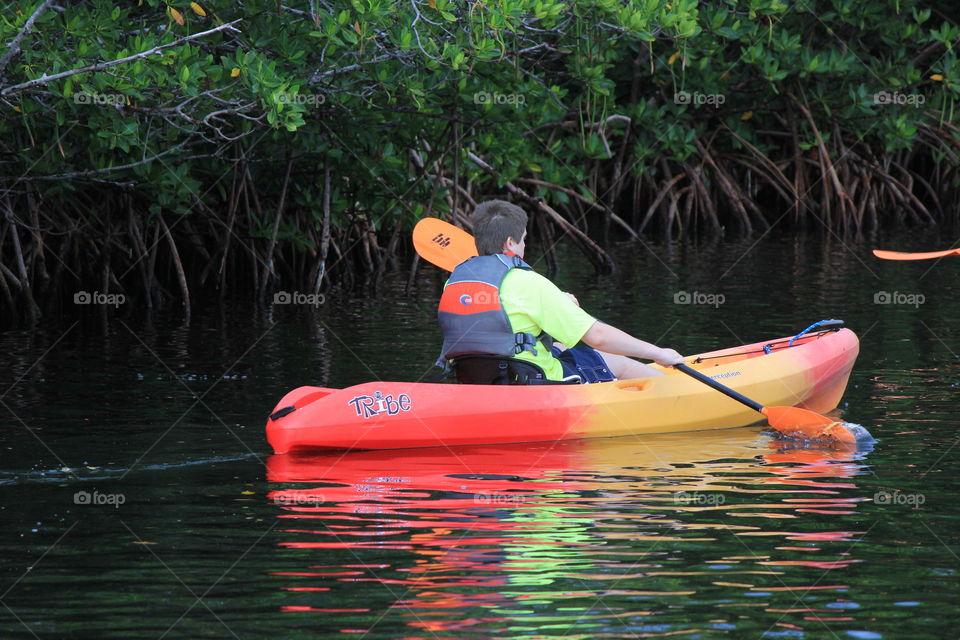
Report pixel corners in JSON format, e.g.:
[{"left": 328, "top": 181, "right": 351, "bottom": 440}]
[{"left": 437, "top": 254, "right": 546, "bottom": 361}]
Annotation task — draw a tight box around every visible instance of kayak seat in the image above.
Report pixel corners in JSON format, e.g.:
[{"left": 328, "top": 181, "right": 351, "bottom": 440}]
[{"left": 452, "top": 355, "right": 581, "bottom": 386}]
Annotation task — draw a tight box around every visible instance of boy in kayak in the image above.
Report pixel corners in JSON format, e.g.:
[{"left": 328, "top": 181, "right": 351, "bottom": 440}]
[{"left": 437, "top": 200, "right": 684, "bottom": 383}]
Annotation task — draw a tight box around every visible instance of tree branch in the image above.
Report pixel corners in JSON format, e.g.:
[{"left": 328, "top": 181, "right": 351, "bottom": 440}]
[
  {"left": 466, "top": 150, "right": 615, "bottom": 273},
  {"left": 0, "top": 19, "right": 243, "bottom": 98},
  {"left": 1, "top": 140, "right": 192, "bottom": 182},
  {"left": 0, "top": 0, "right": 56, "bottom": 78}
]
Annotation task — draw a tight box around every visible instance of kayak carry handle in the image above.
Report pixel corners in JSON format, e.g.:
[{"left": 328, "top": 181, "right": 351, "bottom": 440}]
[
  {"left": 269, "top": 405, "right": 296, "bottom": 421},
  {"left": 789, "top": 319, "right": 845, "bottom": 347}
]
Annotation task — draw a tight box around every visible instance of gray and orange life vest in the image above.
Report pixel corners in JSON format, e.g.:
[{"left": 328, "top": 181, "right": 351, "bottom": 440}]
[{"left": 437, "top": 254, "right": 546, "bottom": 361}]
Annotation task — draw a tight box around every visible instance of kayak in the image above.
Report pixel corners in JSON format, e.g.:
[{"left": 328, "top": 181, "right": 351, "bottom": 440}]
[{"left": 266, "top": 326, "right": 859, "bottom": 454}]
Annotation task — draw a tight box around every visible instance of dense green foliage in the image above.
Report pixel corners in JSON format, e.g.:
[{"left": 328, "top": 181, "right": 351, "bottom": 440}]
[{"left": 0, "top": 0, "right": 957, "bottom": 318}]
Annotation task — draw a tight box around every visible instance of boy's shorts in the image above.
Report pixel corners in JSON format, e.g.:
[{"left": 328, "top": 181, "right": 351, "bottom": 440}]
[{"left": 551, "top": 345, "right": 616, "bottom": 383}]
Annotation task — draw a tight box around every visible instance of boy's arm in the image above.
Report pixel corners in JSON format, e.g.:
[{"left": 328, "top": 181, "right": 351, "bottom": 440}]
[{"left": 581, "top": 321, "right": 684, "bottom": 367}]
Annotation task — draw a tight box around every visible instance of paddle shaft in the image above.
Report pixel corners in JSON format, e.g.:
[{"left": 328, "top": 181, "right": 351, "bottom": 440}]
[{"left": 674, "top": 363, "right": 763, "bottom": 413}]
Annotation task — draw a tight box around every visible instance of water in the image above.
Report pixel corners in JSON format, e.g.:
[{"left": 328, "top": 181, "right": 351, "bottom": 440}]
[{"left": 1, "top": 227, "right": 958, "bottom": 638}]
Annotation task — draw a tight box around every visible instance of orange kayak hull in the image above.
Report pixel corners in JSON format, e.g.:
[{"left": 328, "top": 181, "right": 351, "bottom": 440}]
[{"left": 266, "top": 328, "right": 859, "bottom": 453}]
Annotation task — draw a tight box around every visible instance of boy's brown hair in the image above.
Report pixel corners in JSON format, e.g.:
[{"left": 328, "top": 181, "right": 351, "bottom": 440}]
[{"left": 472, "top": 200, "right": 528, "bottom": 255}]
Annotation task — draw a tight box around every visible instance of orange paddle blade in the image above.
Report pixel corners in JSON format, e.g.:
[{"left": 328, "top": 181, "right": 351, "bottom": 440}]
[
  {"left": 872, "top": 248, "right": 960, "bottom": 261},
  {"left": 761, "top": 406, "right": 858, "bottom": 444},
  {"left": 412, "top": 218, "right": 478, "bottom": 272}
]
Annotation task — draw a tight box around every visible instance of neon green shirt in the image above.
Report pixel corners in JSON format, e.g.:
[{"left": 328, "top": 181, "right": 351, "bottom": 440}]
[{"left": 499, "top": 269, "right": 598, "bottom": 380}]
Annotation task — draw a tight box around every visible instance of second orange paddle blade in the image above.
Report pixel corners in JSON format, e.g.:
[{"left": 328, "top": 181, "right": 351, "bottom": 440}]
[{"left": 412, "top": 218, "right": 478, "bottom": 272}]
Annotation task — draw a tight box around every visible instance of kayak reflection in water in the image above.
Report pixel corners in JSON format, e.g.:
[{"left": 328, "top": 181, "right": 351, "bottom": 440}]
[
  {"left": 265, "top": 432, "right": 874, "bottom": 633},
  {"left": 436, "top": 200, "right": 684, "bottom": 384}
]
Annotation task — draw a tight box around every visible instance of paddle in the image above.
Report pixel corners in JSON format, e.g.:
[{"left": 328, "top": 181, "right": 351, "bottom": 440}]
[
  {"left": 413, "top": 216, "right": 864, "bottom": 445},
  {"left": 673, "top": 364, "right": 861, "bottom": 445},
  {"left": 873, "top": 248, "right": 960, "bottom": 260}
]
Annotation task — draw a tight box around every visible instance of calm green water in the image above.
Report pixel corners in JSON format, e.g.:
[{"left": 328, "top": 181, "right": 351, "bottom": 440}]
[{"left": 1, "top": 228, "right": 958, "bottom": 638}]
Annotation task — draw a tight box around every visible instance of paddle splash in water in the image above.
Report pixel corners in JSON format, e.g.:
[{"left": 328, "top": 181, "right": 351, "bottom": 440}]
[{"left": 772, "top": 421, "right": 875, "bottom": 447}]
